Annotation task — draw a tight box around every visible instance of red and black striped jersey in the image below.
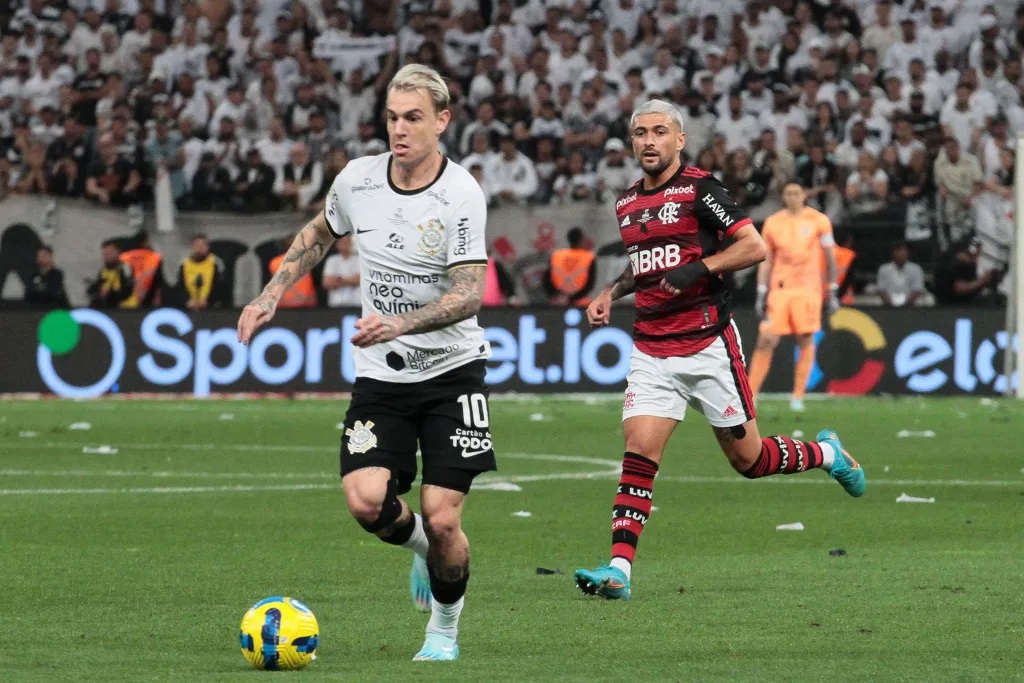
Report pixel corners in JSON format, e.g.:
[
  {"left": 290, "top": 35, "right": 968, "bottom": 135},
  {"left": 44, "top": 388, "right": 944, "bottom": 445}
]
[{"left": 614, "top": 166, "right": 752, "bottom": 358}]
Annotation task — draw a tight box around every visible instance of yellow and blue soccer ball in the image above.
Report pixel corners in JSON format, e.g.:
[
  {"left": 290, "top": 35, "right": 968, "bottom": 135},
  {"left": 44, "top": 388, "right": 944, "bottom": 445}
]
[{"left": 239, "top": 596, "right": 319, "bottom": 670}]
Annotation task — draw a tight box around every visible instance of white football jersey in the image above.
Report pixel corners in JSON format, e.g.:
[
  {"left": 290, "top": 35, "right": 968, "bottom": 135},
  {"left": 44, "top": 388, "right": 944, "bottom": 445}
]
[{"left": 324, "top": 153, "right": 491, "bottom": 383}]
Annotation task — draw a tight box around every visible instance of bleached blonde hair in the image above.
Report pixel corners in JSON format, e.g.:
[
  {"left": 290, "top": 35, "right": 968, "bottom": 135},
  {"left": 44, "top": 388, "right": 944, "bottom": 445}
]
[
  {"left": 630, "top": 99, "right": 685, "bottom": 132},
  {"left": 387, "top": 64, "right": 451, "bottom": 112}
]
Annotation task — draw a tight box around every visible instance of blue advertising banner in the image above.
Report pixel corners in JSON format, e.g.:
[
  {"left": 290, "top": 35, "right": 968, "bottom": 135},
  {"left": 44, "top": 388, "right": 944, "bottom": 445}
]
[{"left": 0, "top": 307, "right": 1011, "bottom": 397}]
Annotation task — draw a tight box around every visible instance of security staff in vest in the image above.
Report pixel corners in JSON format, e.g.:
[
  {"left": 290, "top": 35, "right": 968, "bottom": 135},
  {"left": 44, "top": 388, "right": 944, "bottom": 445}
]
[
  {"left": 87, "top": 239, "right": 135, "bottom": 308},
  {"left": 120, "top": 231, "right": 167, "bottom": 307},
  {"left": 545, "top": 226, "right": 596, "bottom": 306},
  {"left": 177, "top": 233, "right": 228, "bottom": 310}
]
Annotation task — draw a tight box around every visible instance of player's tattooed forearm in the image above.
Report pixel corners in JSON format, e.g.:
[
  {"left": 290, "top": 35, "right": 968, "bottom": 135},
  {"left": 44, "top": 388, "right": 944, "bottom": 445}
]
[
  {"left": 396, "top": 265, "right": 486, "bottom": 336},
  {"left": 263, "top": 220, "right": 333, "bottom": 297},
  {"left": 609, "top": 263, "right": 636, "bottom": 301}
]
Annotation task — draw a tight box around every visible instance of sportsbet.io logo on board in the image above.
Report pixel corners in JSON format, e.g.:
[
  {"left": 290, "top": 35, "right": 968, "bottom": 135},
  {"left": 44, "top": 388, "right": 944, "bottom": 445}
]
[{"left": 37, "top": 309, "right": 126, "bottom": 398}]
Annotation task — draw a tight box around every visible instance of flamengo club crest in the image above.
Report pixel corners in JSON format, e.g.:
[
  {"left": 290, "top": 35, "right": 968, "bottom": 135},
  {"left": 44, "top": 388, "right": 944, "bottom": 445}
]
[
  {"left": 417, "top": 218, "right": 445, "bottom": 255},
  {"left": 346, "top": 420, "right": 378, "bottom": 454}
]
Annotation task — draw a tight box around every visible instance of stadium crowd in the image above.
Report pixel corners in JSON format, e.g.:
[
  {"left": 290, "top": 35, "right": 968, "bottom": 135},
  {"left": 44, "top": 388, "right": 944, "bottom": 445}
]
[{"left": 5, "top": 0, "right": 1019, "bottom": 307}]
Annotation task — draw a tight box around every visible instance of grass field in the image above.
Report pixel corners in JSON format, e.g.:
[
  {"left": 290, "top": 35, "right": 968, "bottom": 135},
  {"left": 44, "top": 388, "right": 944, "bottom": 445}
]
[{"left": 2, "top": 396, "right": 1023, "bottom": 682}]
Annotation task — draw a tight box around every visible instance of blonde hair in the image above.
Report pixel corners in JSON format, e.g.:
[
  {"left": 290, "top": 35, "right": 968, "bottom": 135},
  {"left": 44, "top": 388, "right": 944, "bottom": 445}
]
[{"left": 387, "top": 64, "right": 451, "bottom": 112}]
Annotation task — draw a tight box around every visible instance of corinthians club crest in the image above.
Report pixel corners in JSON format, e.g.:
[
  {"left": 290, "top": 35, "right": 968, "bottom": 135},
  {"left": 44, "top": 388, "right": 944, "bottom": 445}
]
[
  {"left": 416, "top": 219, "right": 445, "bottom": 255},
  {"left": 345, "top": 420, "right": 377, "bottom": 454}
]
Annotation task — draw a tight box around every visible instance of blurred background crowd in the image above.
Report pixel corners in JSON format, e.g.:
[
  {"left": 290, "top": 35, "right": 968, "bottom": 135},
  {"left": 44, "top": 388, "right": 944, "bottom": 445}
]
[{"left": 3, "top": 0, "right": 1020, "bottom": 309}]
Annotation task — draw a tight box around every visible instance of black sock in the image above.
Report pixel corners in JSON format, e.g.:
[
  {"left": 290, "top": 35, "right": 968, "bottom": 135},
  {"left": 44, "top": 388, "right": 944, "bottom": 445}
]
[
  {"left": 379, "top": 513, "right": 416, "bottom": 546},
  {"left": 428, "top": 564, "right": 469, "bottom": 605}
]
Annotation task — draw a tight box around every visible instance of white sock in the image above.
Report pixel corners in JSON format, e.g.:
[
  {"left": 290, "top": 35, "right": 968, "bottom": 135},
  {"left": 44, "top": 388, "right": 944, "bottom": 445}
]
[
  {"left": 402, "top": 513, "right": 429, "bottom": 558},
  {"left": 609, "top": 557, "right": 632, "bottom": 580},
  {"left": 820, "top": 442, "right": 837, "bottom": 471},
  {"left": 426, "top": 596, "right": 464, "bottom": 639}
]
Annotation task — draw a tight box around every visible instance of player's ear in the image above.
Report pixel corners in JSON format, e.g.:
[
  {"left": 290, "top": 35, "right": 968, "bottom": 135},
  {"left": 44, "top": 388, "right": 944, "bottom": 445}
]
[
  {"left": 436, "top": 108, "right": 451, "bottom": 135},
  {"left": 677, "top": 130, "right": 686, "bottom": 152}
]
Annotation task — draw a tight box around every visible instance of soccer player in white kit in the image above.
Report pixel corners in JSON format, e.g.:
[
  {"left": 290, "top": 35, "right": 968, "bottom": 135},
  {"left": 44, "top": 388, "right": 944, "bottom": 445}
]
[{"left": 237, "top": 64, "right": 494, "bottom": 662}]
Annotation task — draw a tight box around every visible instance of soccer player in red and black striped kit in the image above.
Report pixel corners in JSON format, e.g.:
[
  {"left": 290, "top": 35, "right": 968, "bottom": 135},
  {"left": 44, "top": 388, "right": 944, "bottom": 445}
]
[{"left": 574, "top": 100, "right": 866, "bottom": 600}]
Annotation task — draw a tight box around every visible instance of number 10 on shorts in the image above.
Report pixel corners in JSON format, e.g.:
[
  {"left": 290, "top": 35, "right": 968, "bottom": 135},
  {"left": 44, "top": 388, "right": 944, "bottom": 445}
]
[{"left": 457, "top": 393, "right": 490, "bottom": 428}]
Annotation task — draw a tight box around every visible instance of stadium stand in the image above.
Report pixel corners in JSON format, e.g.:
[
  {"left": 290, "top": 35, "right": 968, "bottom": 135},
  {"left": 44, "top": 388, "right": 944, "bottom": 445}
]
[{"left": 0, "top": 0, "right": 1018, "bottom": 309}]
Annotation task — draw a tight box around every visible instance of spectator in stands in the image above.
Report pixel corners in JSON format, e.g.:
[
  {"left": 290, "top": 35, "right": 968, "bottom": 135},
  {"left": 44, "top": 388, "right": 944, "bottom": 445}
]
[
  {"left": 254, "top": 116, "right": 292, "bottom": 181},
  {"left": 321, "top": 236, "right": 360, "bottom": 308},
  {"left": 934, "top": 135, "right": 983, "bottom": 244},
  {"left": 13, "top": 139, "right": 47, "bottom": 194},
  {"left": 934, "top": 237, "right": 1000, "bottom": 306},
  {"left": 901, "top": 148, "right": 938, "bottom": 246},
  {"left": 596, "top": 138, "right": 638, "bottom": 198},
  {"left": 189, "top": 151, "right": 232, "bottom": 211},
  {"left": 275, "top": 142, "right": 323, "bottom": 211},
  {"left": 545, "top": 226, "right": 595, "bottom": 307},
  {"left": 144, "top": 118, "right": 186, "bottom": 202},
  {"left": 233, "top": 148, "right": 276, "bottom": 212},
  {"left": 487, "top": 133, "right": 538, "bottom": 205},
  {"left": 844, "top": 151, "right": 890, "bottom": 218},
  {"left": 797, "top": 143, "right": 842, "bottom": 221},
  {"left": 202, "top": 115, "right": 243, "bottom": 180},
  {"left": 87, "top": 238, "right": 135, "bottom": 308},
  {"left": 45, "top": 116, "right": 90, "bottom": 196},
  {"left": 552, "top": 150, "right": 598, "bottom": 203},
  {"left": 85, "top": 133, "right": 141, "bottom": 206},
  {"left": 177, "top": 233, "right": 227, "bottom": 309},
  {"left": 940, "top": 83, "right": 985, "bottom": 153},
  {"left": 715, "top": 90, "right": 760, "bottom": 153},
  {"left": 563, "top": 83, "right": 609, "bottom": 165},
  {"left": 269, "top": 235, "right": 316, "bottom": 308},
  {"left": 876, "top": 242, "right": 926, "bottom": 307},
  {"left": 25, "top": 244, "right": 70, "bottom": 309}
]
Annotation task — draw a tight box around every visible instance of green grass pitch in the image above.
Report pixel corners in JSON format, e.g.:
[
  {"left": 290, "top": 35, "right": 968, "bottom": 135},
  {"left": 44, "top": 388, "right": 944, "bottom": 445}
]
[{"left": 2, "top": 396, "right": 1023, "bottom": 682}]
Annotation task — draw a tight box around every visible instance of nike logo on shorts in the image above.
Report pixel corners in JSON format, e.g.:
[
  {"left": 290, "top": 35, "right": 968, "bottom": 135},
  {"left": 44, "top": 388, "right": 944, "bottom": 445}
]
[
  {"left": 356, "top": 228, "right": 375, "bottom": 234},
  {"left": 461, "top": 447, "right": 490, "bottom": 458}
]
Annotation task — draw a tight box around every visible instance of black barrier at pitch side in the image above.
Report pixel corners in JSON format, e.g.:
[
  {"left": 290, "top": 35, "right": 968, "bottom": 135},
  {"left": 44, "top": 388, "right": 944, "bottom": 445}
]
[{"left": 1, "top": 306, "right": 1010, "bottom": 397}]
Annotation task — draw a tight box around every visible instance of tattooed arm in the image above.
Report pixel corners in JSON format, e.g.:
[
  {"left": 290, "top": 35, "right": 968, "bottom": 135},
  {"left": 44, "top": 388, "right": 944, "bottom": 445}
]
[
  {"left": 350, "top": 265, "right": 486, "bottom": 348},
  {"left": 237, "top": 211, "right": 336, "bottom": 344},
  {"left": 606, "top": 262, "right": 636, "bottom": 301}
]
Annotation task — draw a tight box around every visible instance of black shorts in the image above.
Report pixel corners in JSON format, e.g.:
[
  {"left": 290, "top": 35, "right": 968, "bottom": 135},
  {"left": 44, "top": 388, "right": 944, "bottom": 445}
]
[{"left": 339, "top": 360, "right": 497, "bottom": 494}]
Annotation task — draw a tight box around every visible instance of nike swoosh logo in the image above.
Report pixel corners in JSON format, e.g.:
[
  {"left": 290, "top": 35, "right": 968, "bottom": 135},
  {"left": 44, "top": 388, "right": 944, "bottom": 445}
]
[
  {"left": 461, "top": 448, "right": 490, "bottom": 458},
  {"left": 356, "top": 228, "right": 375, "bottom": 234}
]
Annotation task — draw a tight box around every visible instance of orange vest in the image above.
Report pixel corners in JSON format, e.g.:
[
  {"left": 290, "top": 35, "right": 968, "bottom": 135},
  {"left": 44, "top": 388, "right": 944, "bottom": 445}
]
[
  {"left": 482, "top": 258, "right": 504, "bottom": 307},
  {"left": 550, "top": 248, "right": 595, "bottom": 305},
  {"left": 832, "top": 246, "right": 856, "bottom": 304},
  {"left": 120, "top": 249, "right": 162, "bottom": 307},
  {"left": 270, "top": 254, "right": 317, "bottom": 308}
]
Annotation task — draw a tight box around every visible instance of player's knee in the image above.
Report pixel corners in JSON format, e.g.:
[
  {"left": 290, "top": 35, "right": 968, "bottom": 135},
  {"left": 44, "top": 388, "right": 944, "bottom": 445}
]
[
  {"left": 344, "top": 477, "right": 401, "bottom": 534},
  {"left": 756, "top": 335, "right": 778, "bottom": 352},
  {"left": 731, "top": 445, "right": 761, "bottom": 475},
  {"left": 422, "top": 510, "right": 461, "bottom": 546}
]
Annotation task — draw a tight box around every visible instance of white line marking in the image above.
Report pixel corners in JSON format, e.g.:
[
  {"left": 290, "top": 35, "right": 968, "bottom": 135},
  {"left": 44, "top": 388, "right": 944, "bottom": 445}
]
[
  {"left": 1, "top": 442, "right": 1019, "bottom": 492},
  {"left": 0, "top": 483, "right": 336, "bottom": 496}
]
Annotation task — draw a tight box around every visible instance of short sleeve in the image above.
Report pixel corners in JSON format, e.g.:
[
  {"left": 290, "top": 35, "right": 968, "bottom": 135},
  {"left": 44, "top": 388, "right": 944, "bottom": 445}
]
[
  {"left": 446, "top": 179, "right": 488, "bottom": 269},
  {"left": 324, "top": 172, "right": 353, "bottom": 238},
  {"left": 695, "top": 174, "right": 753, "bottom": 237},
  {"left": 817, "top": 213, "right": 835, "bottom": 246}
]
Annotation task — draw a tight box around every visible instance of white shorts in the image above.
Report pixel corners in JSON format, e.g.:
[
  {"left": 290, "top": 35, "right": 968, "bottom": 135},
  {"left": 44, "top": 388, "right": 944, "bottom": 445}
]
[{"left": 622, "top": 321, "right": 755, "bottom": 428}]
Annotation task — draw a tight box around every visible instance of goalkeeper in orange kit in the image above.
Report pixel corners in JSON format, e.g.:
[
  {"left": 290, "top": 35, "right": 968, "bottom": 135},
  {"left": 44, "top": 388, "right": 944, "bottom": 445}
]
[{"left": 748, "top": 182, "right": 839, "bottom": 411}]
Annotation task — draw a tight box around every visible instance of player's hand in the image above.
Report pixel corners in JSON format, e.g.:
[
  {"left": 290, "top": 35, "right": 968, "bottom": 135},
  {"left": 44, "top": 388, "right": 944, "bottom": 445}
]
[
  {"left": 586, "top": 291, "right": 613, "bottom": 328},
  {"left": 827, "top": 285, "right": 841, "bottom": 315},
  {"left": 661, "top": 260, "right": 710, "bottom": 295},
  {"left": 351, "top": 313, "right": 404, "bottom": 347},
  {"left": 755, "top": 291, "right": 767, "bottom": 320},
  {"left": 237, "top": 294, "right": 278, "bottom": 345}
]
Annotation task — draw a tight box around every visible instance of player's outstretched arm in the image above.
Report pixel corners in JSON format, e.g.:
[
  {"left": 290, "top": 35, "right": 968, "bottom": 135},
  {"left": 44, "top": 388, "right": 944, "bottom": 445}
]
[
  {"left": 350, "top": 265, "right": 486, "bottom": 347},
  {"left": 237, "top": 212, "right": 336, "bottom": 344}
]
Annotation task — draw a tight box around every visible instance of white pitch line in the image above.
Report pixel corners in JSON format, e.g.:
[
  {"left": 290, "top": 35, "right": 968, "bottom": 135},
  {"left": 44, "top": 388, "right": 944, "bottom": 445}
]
[{"left": 0, "top": 483, "right": 336, "bottom": 496}]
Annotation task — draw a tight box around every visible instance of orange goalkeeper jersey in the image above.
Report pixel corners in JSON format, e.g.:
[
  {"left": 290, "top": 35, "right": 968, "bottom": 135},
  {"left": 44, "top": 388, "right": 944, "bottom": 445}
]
[{"left": 761, "top": 206, "right": 833, "bottom": 296}]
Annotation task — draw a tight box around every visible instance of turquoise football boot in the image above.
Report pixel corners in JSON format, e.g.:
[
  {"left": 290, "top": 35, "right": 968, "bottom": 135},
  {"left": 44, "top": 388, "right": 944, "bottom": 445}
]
[
  {"left": 413, "top": 633, "right": 459, "bottom": 661},
  {"left": 574, "top": 563, "right": 631, "bottom": 600},
  {"left": 410, "top": 554, "right": 431, "bottom": 612},
  {"left": 817, "top": 429, "right": 866, "bottom": 497}
]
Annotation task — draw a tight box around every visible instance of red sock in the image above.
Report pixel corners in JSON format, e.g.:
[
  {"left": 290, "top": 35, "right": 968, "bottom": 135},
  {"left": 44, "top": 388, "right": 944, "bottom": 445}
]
[
  {"left": 742, "top": 436, "right": 824, "bottom": 478},
  {"left": 611, "top": 452, "right": 658, "bottom": 565}
]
